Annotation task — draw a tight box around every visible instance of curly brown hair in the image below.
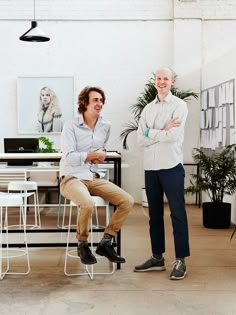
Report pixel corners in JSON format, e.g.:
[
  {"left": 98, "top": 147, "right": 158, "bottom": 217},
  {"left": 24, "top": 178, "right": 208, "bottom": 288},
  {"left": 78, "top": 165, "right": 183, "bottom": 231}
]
[{"left": 78, "top": 86, "right": 106, "bottom": 113}]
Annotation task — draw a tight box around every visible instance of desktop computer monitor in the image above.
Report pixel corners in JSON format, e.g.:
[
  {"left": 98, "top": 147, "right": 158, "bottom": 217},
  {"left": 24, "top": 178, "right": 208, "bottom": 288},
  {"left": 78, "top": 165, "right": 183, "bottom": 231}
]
[{"left": 4, "top": 138, "right": 39, "bottom": 166}]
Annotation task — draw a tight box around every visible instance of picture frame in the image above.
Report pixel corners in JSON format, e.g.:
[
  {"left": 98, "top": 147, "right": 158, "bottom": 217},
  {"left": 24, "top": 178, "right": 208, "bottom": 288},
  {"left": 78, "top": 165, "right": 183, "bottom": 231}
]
[{"left": 17, "top": 76, "right": 74, "bottom": 134}]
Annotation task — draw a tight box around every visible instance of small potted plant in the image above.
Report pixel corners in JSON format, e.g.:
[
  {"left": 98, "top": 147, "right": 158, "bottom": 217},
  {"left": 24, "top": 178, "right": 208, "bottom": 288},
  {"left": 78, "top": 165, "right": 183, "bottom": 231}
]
[
  {"left": 185, "top": 144, "right": 236, "bottom": 229},
  {"left": 35, "top": 136, "right": 59, "bottom": 153}
]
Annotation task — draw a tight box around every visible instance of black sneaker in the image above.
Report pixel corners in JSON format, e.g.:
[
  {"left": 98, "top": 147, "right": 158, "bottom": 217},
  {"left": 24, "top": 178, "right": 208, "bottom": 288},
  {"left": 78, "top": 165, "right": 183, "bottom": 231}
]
[
  {"left": 77, "top": 243, "right": 97, "bottom": 265},
  {"left": 134, "top": 256, "right": 165, "bottom": 272},
  {"left": 169, "top": 260, "right": 187, "bottom": 280}
]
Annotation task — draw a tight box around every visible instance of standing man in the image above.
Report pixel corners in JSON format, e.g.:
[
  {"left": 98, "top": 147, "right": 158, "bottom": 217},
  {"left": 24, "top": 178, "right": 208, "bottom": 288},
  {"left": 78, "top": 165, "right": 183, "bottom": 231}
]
[
  {"left": 134, "top": 67, "right": 190, "bottom": 280},
  {"left": 60, "top": 86, "right": 134, "bottom": 265}
]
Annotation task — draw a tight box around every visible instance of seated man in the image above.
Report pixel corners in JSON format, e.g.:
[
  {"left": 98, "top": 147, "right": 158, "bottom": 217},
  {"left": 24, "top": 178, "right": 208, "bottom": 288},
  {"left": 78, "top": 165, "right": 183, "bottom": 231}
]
[{"left": 60, "top": 86, "right": 134, "bottom": 265}]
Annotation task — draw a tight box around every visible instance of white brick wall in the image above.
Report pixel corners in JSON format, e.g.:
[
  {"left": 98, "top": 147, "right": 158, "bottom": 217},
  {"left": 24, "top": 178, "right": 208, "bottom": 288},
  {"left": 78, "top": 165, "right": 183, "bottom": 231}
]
[
  {"left": 1, "top": 0, "right": 236, "bottom": 21},
  {"left": 175, "top": 0, "right": 236, "bottom": 19},
  {"left": 0, "top": 0, "right": 173, "bottom": 20}
]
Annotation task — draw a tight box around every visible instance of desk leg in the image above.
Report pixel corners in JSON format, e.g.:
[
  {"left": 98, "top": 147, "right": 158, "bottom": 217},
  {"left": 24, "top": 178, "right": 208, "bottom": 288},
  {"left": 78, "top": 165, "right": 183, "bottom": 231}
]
[
  {"left": 197, "top": 164, "right": 201, "bottom": 208},
  {"left": 113, "top": 158, "right": 122, "bottom": 269},
  {"left": 117, "top": 230, "right": 121, "bottom": 270}
]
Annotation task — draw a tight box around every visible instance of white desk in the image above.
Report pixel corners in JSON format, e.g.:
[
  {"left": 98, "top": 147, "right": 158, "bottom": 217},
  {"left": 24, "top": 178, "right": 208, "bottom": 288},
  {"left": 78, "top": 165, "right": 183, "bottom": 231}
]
[
  {"left": 0, "top": 151, "right": 120, "bottom": 161},
  {"left": 0, "top": 164, "right": 59, "bottom": 171},
  {"left": 0, "top": 152, "right": 62, "bottom": 162}
]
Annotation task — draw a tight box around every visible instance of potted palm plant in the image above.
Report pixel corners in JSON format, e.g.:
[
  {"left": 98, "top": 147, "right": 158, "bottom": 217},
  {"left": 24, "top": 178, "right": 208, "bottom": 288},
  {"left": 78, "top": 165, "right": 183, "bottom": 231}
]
[
  {"left": 185, "top": 145, "right": 236, "bottom": 229},
  {"left": 120, "top": 74, "right": 198, "bottom": 149}
]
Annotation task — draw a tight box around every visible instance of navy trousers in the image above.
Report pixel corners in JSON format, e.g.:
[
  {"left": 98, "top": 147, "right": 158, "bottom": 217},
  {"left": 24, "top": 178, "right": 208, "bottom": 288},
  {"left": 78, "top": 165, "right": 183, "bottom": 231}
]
[{"left": 145, "top": 163, "right": 190, "bottom": 258}]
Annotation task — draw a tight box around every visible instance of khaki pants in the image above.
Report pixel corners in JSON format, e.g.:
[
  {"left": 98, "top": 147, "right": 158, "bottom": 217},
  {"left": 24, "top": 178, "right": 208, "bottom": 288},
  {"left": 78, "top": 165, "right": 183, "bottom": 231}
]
[{"left": 60, "top": 176, "right": 134, "bottom": 241}]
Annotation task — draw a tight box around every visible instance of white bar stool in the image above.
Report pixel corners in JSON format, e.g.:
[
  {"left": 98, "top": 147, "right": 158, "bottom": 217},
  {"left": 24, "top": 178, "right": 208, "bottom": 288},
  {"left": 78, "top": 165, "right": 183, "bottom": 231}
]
[
  {"left": 0, "top": 192, "right": 30, "bottom": 280},
  {"left": 8, "top": 181, "right": 41, "bottom": 229},
  {"left": 64, "top": 199, "right": 115, "bottom": 279}
]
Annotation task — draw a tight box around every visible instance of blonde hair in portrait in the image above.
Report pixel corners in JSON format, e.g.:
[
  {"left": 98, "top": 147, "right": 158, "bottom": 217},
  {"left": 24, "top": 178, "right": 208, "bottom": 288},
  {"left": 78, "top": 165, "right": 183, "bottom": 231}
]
[
  {"left": 39, "top": 86, "right": 61, "bottom": 114},
  {"left": 37, "top": 86, "right": 62, "bottom": 132}
]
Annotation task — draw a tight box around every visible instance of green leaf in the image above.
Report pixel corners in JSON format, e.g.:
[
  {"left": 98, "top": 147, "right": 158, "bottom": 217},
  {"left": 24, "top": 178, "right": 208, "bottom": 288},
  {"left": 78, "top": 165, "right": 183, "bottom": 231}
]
[
  {"left": 35, "top": 136, "right": 59, "bottom": 153},
  {"left": 185, "top": 145, "right": 236, "bottom": 203}
]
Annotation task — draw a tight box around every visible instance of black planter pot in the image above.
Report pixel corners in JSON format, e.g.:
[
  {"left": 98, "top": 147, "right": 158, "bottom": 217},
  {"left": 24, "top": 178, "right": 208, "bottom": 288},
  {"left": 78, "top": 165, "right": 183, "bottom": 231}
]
[{"left": 202, "top": 202, "right": 231, "bottom": 229}]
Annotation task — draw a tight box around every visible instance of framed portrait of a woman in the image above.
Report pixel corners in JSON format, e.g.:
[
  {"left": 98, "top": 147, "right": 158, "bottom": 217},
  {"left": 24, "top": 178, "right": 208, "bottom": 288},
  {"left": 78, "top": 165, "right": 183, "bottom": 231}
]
[{"left": 17, "top": 76, "right": 74, "bottom": 134}]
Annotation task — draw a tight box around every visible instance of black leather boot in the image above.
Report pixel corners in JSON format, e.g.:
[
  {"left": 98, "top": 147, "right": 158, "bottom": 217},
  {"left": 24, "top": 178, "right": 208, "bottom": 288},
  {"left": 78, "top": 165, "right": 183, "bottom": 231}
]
[
  {"left": 96, "top": 242, "right": 126, "bottom": 263},
  {"left": 77, "top": 242, "right": 97, "bottom": 265}
]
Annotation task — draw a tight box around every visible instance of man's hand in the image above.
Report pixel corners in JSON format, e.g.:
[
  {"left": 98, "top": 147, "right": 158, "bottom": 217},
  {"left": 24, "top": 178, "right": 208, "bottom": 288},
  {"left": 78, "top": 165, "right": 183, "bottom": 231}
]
[
  {"left": 86, "top": 148, "right": 106, "bottom": 164},
  {"left": 93, "top": 148, "right": 106, "bottom": 164},
  {"left": 164, "top": 117, "right": 181, "bottom": 131}
]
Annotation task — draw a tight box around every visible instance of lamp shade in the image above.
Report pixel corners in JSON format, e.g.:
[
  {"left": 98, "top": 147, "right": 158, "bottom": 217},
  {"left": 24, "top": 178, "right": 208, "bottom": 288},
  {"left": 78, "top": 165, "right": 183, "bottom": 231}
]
[{"left": 19, "top": 21, "right": 50, "bottom": 42}]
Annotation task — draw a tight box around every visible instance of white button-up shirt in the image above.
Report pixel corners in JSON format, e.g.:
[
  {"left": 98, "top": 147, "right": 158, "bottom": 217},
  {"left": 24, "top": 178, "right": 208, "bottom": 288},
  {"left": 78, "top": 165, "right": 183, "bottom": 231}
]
[
  {"left": 60, "top": 114, "right": 111, "bottom": 180},
  {"left": 137, "top": 92, "right": 188, "bottom": 170}
]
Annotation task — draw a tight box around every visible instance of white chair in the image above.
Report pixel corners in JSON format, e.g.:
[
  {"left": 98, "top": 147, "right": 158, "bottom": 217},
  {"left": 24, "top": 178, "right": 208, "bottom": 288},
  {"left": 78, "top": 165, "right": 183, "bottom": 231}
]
[
  {"left": 8, "top": 181, "right": 41, "bottom": 229},
  {"left": 0, "top": 192, "right": 30, "bottom": 280},
  {"left": 64, "top": 199, "right": 115, "bottom": 279},
  {"left": 0, "top": 168, "right": 40, "bottom": 229},
  {"left": 29, "top": 170, "right": 60, "bottom": 206}
]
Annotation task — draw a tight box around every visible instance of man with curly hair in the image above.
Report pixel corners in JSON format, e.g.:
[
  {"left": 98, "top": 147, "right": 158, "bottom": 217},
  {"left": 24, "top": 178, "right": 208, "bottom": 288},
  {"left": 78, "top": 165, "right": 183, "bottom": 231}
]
[{"left": 60, "top": 86, "right": 134, "bottom": 265}]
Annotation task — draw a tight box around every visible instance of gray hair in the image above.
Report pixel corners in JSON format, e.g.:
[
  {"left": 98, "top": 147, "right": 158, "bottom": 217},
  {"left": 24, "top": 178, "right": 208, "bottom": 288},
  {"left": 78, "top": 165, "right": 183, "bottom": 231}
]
[{"left": 156, "top": 67, "right": 177, "bottom": 80}]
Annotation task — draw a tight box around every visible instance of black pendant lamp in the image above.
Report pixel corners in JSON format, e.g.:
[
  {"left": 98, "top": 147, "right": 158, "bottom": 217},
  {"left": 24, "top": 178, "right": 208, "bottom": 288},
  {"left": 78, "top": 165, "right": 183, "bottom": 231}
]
[{"left": 19, "top": 0, "right": 50, "bottom": 42}]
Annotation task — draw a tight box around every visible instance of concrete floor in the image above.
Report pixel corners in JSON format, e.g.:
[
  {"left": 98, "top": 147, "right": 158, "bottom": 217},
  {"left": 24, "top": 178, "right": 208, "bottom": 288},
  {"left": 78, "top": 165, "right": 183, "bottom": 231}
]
[{"left": 1, "top": 203, "right": 236, "bottom": 315}]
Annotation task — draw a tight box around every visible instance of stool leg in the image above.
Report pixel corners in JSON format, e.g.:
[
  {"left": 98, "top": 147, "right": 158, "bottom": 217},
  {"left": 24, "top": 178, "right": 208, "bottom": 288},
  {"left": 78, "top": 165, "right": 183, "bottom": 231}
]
[
  {"left": 64, "top": 203, "right": 73, "bottom": 276},
  {"left": 36, "top": 189, "right": 41, "bottom": 227},
  {"left": 57, "top": 194, "right": 62, "bottom": 228},
  {"left": 86, "top": 216, "right": 94, "bottom": 279},
  {"left": 33, "top": 190, "right": 41, "bottom": 228},
  {"left": 31, "top": 192, "right": 38, "bottom": 229},
  {"left": 22, "top": 191, "right": 28, "bottom": 228},
  {"left": 23, "top": 205, "right": 30, "bottom": 275},
  {"left": 105, "top": 202, "right": 110, "bottom": 225},
  {"left": 22, "top": 203, "right": 30, "bottom": 274},
  {"left": 62, "top": 199, "right": 67, "bottom": 228},
  {"left": 94, "top": 206, "right": 99, "bottom": 228},
  {"left": 7, "top": 205, "right": 30, "bottom": 276},
  {"left": 0, "top": 206, "right": 10, "bottom": 280}
]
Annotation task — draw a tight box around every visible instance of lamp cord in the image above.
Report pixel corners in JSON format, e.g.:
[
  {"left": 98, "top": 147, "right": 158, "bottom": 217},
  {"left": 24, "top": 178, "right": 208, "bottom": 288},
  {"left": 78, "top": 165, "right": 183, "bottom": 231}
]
[{"left": 33, "top": 0, "right": 35, "bottom": 20}]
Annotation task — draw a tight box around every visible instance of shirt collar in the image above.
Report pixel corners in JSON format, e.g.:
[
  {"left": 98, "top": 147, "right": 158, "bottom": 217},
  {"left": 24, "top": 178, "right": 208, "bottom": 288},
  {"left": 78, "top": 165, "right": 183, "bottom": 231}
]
[
  {"left": 77, "top": 113, "right": 102, "bottom": 126},
  {"left": 77, "top": 113, "right": 84, "bottom": 125},
  {"left": 155, "top": 91, "right": 172, "bottom": 104}
]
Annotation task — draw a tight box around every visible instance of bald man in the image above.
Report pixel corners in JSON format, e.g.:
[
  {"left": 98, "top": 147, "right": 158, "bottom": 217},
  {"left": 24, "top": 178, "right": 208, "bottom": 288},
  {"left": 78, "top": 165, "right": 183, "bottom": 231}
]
[{"left": 135, "top": 68, "right": 190, "bottom": 280}]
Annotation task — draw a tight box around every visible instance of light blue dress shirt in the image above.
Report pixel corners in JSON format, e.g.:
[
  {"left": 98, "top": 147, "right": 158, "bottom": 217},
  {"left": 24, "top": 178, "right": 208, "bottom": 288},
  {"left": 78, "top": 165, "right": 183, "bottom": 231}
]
[{"left": 60, "top": 114, "right": 111, "bottom": 180}]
